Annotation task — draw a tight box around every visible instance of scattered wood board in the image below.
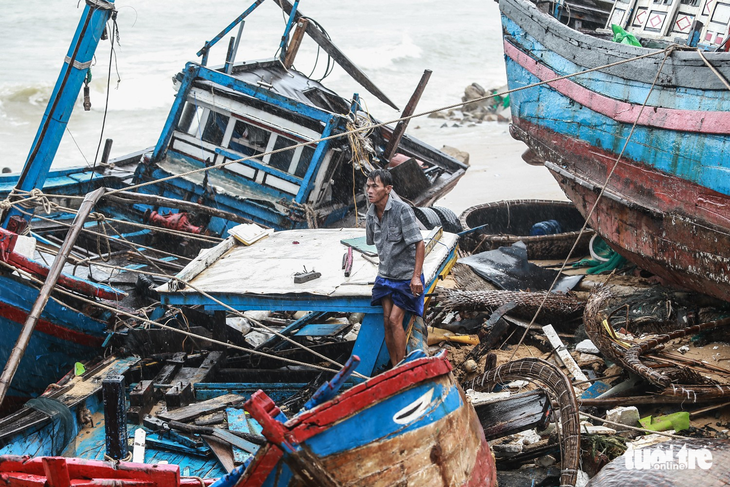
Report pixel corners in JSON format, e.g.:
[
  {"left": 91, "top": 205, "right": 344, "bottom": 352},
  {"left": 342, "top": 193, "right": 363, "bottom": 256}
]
[
  {"left": 157, "top": 394, "right": 245, "bottom": 422},
  {"left": 543, "top": 324, "right": 588, "bottom": 383}
]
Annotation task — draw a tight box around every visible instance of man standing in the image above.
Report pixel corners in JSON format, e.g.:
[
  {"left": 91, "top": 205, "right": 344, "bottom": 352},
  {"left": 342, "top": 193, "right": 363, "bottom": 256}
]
[{"left": 365, "top": 169, "right": 425, "bottom": 367}]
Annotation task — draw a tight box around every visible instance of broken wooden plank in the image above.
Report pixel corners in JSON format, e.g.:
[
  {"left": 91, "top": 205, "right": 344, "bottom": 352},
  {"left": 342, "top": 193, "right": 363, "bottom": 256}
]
[
  {"left": 424, "top": 226, "right": 443, "bottom": 256},
  {"left": 293, "top": 323, "right": 350, "bottom": 337},
  {"left": 383, "top": 69, "right": 432, "bottom": 162},
  {"left": 543, "top": 324, "right": 589, "bottom": 384},
  {"left": 157, "top": 394, "right": 245, "bottom": 422},
  {"left": 165, "top": 381, "right": 194, "bottom": 409},
  {"left": 283, "top": 18, "right": 308, "bottom": 69},
  {"left": 168, "top": 237, "right": 237, "bottom": 292},
  {"left": 476, "top": 390, "right": 550, "bottom": 440},
  {"left": 202, "top": 435, "right": 234, "bottom": 473},
  {"left": 275, "top": 0, "right": 398, "bottom": 111},
  {"left": 227, "top": 408, "right": 264, "bottom": 465}
]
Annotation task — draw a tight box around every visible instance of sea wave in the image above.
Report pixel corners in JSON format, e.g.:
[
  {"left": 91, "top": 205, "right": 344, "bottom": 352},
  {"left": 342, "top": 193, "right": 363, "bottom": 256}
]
[
  {"left": 346, "top": 33, "right": 423, "bottom": 71},
  {"left": 0, "top": 84, "right": 53, "bottom": 108}
]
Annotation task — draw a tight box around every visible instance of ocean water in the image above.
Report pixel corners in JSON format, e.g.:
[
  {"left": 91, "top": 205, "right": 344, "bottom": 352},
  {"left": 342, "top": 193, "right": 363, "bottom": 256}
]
[{"left": 0, "top": 0, "right": 507, "bottom": 173}]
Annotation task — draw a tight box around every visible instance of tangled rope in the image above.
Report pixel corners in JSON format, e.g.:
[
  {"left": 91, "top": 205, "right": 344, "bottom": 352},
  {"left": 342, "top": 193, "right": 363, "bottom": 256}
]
[{"left": 345, "top": 112, "right": 376, "bottom": 173}]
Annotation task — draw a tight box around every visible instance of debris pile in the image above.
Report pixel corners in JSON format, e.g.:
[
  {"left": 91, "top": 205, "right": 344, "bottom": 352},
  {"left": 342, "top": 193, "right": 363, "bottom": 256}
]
[{"left": 420, "top": 201, "right": 730, "bottom": 485}]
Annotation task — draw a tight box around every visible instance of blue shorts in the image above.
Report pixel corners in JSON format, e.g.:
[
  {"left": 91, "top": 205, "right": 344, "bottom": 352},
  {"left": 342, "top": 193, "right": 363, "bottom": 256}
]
[{"left": 371, "top": 275, "right": 425, "bottom": 317}]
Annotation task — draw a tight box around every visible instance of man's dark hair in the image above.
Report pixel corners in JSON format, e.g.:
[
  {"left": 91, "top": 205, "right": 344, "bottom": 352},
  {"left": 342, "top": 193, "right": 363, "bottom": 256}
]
[{"left": 367, "top": 168, "right": 393, "bottom": 187}]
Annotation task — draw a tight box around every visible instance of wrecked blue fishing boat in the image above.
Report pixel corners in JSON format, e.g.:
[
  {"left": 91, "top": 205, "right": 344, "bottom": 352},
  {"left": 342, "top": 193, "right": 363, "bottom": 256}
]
[
  {"left": 0, "top": 228, "right": 497, "bottom": 486},
  {"left": 0, "top": 0, "right": 466, "bottom": 405},
  {"left": 500, "top": 0, "right": 730, "bottom": 302}
]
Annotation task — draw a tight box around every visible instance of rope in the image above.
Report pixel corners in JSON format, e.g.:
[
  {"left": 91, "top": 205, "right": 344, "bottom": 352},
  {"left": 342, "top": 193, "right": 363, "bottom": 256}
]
[
  {"left": 165, "top": 276, "right": 369, "bottom": 379},
  {"left": 0, "top": 210, "right": 368, "bottom": 379},
  {"left": 0, "top": 44, "right": 698, "bottom": 221},
  {"left": 10, "top": 206, "right": 194, "bottom": 265},
  {"left": 180, "top": 477, "right": 206, "bottom": 487},
  {"left": 696, "top": 49, "right": 730, "bottom": 91},
  {"left": 11, "top": 203, "right": 209, "bottom": 261},
  {"left": 100, "top": 44, "right": 685, "bottom": 201},
  {"left": 508, "top": 44, "right": 680, "bottom": 363},
  {"left": 290, "top": 201, "right": 319, "bottom": 228},
  {"left": 0, "top": 41, "right": 700, "bottom": 380},
  {"left": 0, "top": 259, "right": 362, "bottom": 378},
  {"left": 8, "top": 194, "right": 220, "bottom": 245},
  {"left": 103, "top": 452, "right": 133, "bottom": 462},
  {"left": 16, "top": 188, "right": 56, "bottom": 213}
]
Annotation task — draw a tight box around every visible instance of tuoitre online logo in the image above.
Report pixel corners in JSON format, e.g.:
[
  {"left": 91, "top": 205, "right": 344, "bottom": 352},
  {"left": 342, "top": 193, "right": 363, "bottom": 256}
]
[{"left": 624, "top": 444, "right": 713, "bottom": 470}]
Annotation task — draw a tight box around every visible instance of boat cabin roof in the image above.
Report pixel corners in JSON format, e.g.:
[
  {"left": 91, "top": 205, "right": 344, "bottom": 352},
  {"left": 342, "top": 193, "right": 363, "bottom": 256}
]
[
  {"left": 158, "top": 228, "right": 457, "bottom": 305},
  {"left": 225, "top": 60, "right": 351, "bottom": 114}
]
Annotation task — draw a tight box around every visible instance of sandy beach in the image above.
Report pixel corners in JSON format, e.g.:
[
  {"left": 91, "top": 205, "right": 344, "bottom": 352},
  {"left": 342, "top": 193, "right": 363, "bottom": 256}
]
[{"left": 425, "top": 122, "right": 568, "bottom": 217}]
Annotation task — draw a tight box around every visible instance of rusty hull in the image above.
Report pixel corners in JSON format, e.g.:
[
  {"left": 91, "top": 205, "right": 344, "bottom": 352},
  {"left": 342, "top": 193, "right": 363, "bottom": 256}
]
[{"left": 511, "top": 122, "right": 730, "bottom": 303}]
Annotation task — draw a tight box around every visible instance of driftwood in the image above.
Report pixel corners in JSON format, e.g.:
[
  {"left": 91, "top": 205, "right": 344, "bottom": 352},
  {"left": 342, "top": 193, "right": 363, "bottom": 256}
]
[{"left": 474, "top": 358, "right": 580, "bottom": 487}]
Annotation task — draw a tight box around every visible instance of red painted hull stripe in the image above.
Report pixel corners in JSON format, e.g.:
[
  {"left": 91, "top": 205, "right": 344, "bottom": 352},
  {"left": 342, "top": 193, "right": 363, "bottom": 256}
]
[
  {"left": 465, "top": 438, "right": 498, "bottom": 487},
  {"left": 285, "top": 358, "right": 453, "bottom": 444},
  {"left": 514, "top": 117, "right": 730, "bottom": 228},
  {"left": 0, "top": 303, "right": 104, "bottom": 348},
  {"left": 504, "top": 40, "right": 730, "bottom": 135}
]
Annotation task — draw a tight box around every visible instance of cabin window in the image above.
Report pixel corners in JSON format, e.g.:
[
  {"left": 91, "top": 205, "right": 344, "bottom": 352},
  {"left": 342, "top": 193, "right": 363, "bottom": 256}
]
[
  {"left": 711, "top": 2, "right": 730, "bottom": 24},
  {"left": 680, "top": 0, "right": 699, "bottom": 6},
  {"left": 229, "top": 120, "right": 269, "bottom": 158},
  {"left": 269, "top": 136, "right": 298, "bottom": 173},
  {"left": 179, "top": 103, "right": 201, "bottom": 136},
  {"left": 652, "top": 0, "right": 673, "bottom": 4},
  {"left": 295, "top": 145, "right": 316, "bottom": 178},
  {"left": 202, "top": 111, "right": 228, "bottom": 146},
  {"left": 268, "top": 136, "right": 316, "bottom": 178}
]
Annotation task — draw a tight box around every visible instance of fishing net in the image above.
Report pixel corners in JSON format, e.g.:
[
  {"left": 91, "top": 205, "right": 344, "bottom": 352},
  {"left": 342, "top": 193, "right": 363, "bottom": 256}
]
[
  {"left": 435, "top": 288, "right": 585, "bottom": 322},
  {"left": 26, "top": 397, "right": 76, "bottom": 456}
]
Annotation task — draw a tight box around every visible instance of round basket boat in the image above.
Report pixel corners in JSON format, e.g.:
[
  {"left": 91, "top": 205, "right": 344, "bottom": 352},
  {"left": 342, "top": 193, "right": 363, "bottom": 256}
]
[{"left": 458, "top": 199, "right": 594, "bottom": 259}]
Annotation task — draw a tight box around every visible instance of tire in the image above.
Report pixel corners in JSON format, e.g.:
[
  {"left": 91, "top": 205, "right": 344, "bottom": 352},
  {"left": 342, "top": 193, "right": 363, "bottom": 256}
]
[
  {"left": 413, "top": 207, "right": 442, "bottom": 230},
  {"left": 431, "top": 206, "right": 463, "bottom": 233}
]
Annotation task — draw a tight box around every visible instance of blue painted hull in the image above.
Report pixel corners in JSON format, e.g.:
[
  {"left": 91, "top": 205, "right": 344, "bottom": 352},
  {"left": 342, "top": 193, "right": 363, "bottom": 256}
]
[
  {"left": 500, "top": 0, "right": 730, "bottom": 300},
  {"left": 0, "top": 354, "right": 495, "bottom": 486},
  {"left": 240, "top": 353, "right": 496, "bottom": 486},
  {"left": 0, "top": 274, "right": 107, "bottom": 407}
]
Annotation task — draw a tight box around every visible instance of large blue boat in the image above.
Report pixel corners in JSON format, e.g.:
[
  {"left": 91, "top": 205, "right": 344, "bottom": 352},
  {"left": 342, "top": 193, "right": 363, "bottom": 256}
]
[
  {"left": 0, "top": 0, "right": 466, "bottom": 406},
  {"left": 500, "top": 0, "right": 730, "bottom": 302},
  {"left": 0, "top": 227, "right": 497, "bottom": 486}
]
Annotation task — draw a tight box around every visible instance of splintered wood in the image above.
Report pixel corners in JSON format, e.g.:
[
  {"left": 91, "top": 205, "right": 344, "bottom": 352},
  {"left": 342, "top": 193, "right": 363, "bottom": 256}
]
[{"left": 543, "top": 324, "right": 588, "bottom": 384}]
